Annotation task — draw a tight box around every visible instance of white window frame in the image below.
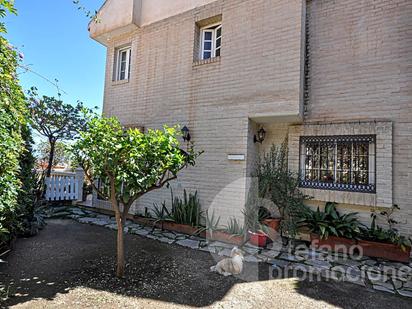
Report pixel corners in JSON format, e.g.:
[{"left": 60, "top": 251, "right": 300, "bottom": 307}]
[
  {"left": 115, "top": 46, "right": 131, "bottom": 81},
  {"left": 200, "top": 23, "right": 222, "bottom": 60}
]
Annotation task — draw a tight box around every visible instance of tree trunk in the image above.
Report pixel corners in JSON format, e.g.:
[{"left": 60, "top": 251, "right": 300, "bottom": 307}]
[
  {"left": 115, "top": 211, "right": 125, "bottom": 278},
  {"left": 46, "top": 139, "right": 56, "bottom": 177}
]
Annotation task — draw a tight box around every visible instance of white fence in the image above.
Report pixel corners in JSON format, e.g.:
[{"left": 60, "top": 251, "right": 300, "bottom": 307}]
[{"left": 45, "top": 168, "right": 84, "bottom": 202}]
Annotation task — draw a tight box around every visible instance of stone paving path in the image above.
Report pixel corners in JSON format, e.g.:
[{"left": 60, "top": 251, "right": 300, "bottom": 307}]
[{"left": 47, "top": 205, "right": 412, "bottom": 298}]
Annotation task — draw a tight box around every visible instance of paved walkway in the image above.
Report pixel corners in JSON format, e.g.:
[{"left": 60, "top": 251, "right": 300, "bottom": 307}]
[
  {"left": 48, "top": 206, "right": 412, "bottom": 297},
  {"left": 1, "top": 219, "right": 411, "bottom": 308}
]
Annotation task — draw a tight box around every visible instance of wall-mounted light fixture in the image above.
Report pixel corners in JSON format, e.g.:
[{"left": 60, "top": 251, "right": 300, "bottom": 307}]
[
  {"left": 181, "top": 125, "right": 191, "bottom": 142},
  {"left": 254, "top": 127, "right": 266, "bottom": 144}
]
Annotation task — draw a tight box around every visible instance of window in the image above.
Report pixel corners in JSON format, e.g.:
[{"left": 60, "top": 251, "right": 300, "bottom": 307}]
[
  {"left": 200, "top": 23, "right": 222, "bottom": 60},
  {"left": 299, "top": 135, "right": 376, "bottom": 193},
  {"left": 115, "top": 47, "right": 131, "bottom": 81}
]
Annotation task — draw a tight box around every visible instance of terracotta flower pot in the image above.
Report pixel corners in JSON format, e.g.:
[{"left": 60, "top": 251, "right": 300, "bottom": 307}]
[
  {"left": 248, "top": 231, "right": 269, "bottom": 247},
  {"left": 261, "top": 218, "right": 281, "bottom": 231},
  {"left": 206, "top": 230, "right": 244, "bottom": 246},
  {"left": 358, "top": 240, "right": 411, "bottom": 263},
  {"left": 157, "top": 221, "right": 206, "bottom": 238},
  {"left": 310, "top": 234, "right": 357, "bottom": 254}
]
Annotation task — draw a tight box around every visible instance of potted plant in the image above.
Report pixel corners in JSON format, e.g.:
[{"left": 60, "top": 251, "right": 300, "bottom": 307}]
[
  {"left": 300, "top": 202, "right": 362, "bottom": 253},
  {"left": 243, "top": 186, "right": 270, "bottom": 247},
  {"left": 358, "top": 205, "right": 411, "bottom": 263},
  {"left": 209, "top": 218, "right": 245, "bottom": 246},
  {"left": 253, "top": 139, "right": 310, "bottom": 238},
  {"left": 248, "top": 229, "right": 269, "bottom": 247},
  {"left": 259, "top": 207, "right": 281, "bottom": 231},
  {"left": 151, "top": 189, "right": 205, "bottom": 237}
]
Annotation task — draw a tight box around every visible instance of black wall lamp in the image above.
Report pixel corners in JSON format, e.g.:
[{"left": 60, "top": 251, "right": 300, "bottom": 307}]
[
  {"left": 181, "top": 125, "right": 191, "bottom": 142},
  {"left": 254, "top": 127, "right": 266, "bottom": 144}
]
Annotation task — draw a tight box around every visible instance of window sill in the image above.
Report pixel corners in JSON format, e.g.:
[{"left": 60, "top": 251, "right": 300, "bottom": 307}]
[
  {"left": 112, "top": 79, "right": 130, "bottom": 86},
  {"left": 300, "top": 187, "right": 379, "bottom": 208},
  {"left": 193, "top": 56, "right": 221, "bottom": 67}
]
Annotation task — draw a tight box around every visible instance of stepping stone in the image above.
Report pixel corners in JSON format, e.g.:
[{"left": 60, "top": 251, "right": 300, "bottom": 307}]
[
  {"left": 398, "top": 289, "right": 412, "bottom": 297},
  {"left": 268, "top": 260, "right": 290, "bottom": 268},
  {"left": 260, "top": 249, "right": 281, "bottom": 259},
  {"left": 106, "top": 224, "right": 118, "bottom": 230},
  {"left": 244, "top": 255, "right": 259, "bottom": 263},
  {"left": 342, "top": 272, "right": 366, "bottom": 286},
  {"left": 243, "top": 247, "right": 260, "bottom": 255},
  {"left": 278, "top": 253, "right": 305, "bottom": 262},
  {"left": 199, "top": 246, "right": 212, "bottom": 253},
  {"left": 135, "top": 229, "right": 150, "bottom": 236},
  {"left": 218, "top": 249, "right": 233, "bottom": 257},
  {"left": 175, "top": 239, "right": 200, "bottom": 249},
  {"left": 306, "top": 259, "right": 332, "bottom": 270},
  {"left": 71, "top": 208, "right": 86, "bottom": 215},
  {"left": 157, "top": 237, "right": 175, "bottom": 244},
  {"left": 372, "top": 282, "right": 395, "bottom": 294},
  {"left": 208, "top": 241, "right": 235, "bottom": 249},
  {"left": 334, "top": 257, "right": 362, "bottom": 268}
]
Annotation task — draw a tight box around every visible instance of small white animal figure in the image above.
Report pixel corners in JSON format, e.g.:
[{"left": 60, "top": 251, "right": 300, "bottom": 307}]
[{"left": 210, "top": 246, "right": 244, "bottom": 276}]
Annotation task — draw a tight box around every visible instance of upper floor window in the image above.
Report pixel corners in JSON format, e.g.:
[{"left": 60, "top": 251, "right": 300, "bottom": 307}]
[
  {"left": 200, "top": 23, "right": 222, "bottom": 60},
  {"left": 115, "top": 46, "right": 131, "bottom": 81},
  {"left": 299, "top": 135, "right": 376, "bottom": 193}
]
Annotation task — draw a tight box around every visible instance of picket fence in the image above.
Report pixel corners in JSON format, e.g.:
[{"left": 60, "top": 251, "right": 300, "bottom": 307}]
[{"left": 45, "top": 168, "right": 84, "bottom": 201}]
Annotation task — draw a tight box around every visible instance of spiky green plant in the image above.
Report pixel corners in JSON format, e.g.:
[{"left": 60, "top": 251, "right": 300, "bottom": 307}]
[
  {"left": 153, "top": 189, "right": 203, "bottom": 227},
  {"left": 224, "top": 218, "right": 245, "bottom": 236}
]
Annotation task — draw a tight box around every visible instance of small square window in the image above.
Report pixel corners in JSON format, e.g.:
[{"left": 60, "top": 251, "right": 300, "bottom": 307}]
[
  {"left": 200, "top": 23, "right": 222, "bottom": 60},
  {"left": 115, "top": 46, "right": 131, "bottom": 81}
]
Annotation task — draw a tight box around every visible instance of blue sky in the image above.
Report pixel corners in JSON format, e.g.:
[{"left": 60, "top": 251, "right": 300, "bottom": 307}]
[{"left": 5, "top": 0, "right": 106, "bottom": 111}]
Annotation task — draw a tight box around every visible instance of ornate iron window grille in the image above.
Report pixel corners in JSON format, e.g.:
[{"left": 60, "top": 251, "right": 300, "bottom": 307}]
[{"left": 299, "top": 135, "right": 376, "bottom": 193}]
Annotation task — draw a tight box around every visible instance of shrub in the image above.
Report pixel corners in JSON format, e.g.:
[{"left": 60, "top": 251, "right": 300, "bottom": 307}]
[
  {"left": 224, "top": 218, "right": 244, "bottom": 236},
  {"left": 253, "top": 138, "right": 310, "bottom": 237},
  {"left": 153, "top": 189, "right": 203, "bottom": 227},
  {"left": 0, "top": 2, "right": 30, "bottom": 247},
  {"left": 360, "top": 205, "right": 411, "bottom": 251},
  {"left": 300, "top": 202, "right": 362, "bottom": 240}
]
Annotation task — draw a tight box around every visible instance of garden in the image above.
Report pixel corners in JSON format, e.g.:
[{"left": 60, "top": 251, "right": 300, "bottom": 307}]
[{"left": 1, "top": 0, "right": 412, "bottom": 306}]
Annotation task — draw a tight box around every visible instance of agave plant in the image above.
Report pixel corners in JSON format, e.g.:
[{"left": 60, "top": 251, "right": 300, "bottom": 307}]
[
  {"left": 300, "top": 202, "right": 362, "bottom": 240},
  {"left": 224, "top": 218, "right": 245, "bottom": 236},
  {"left": 152, "top": 189, "right": 203, "bottom": 227},
  {"left": 205, "top": 210, "right": 221, "bottom": 231}
]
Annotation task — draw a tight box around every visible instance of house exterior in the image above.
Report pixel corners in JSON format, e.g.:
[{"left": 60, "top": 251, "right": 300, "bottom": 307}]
[{"left": 89, "top": 0, "right": 412, "bottom": 236}]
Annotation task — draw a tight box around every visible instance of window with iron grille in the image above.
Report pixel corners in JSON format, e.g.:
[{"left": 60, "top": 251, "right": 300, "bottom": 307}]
[{"left": 299, "top": 135, "right": 376, "bottom": 193}]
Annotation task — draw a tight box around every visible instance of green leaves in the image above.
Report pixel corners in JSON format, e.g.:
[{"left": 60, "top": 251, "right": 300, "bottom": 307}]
[
  {"left": 153, "top": 189, "right": 203, "bottom": 227},
  {"left": 0, "top": 1, "right": 30, "bottom": 246},
  {"left": 300, "top": 202, "right": 363, "bottom": 240},
  {"left": 360, "top": 205, "right": 411, "bottom": 250},
  {"left": 252, "top": 138, "right": 310, "bottom": 237},
  {"left": 71, "top": 115, "right": 200, "bottom": 208}
]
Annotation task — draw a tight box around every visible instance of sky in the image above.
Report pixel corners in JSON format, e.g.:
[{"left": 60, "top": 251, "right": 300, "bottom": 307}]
[{"left": 5, "top": 0, "right": 106, "bottom": 111}]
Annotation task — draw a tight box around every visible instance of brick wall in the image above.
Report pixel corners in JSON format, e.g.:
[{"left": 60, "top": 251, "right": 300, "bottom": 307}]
[
  {"left": 299, "top": 0, "right": 412, "bottom": 234},
  {"left": 97, "top": 0, "right": 305, "bottom": 225}
]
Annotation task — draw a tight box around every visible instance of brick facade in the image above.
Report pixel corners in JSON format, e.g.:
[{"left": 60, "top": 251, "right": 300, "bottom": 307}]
[{"left": 91, "top": 0, "right": 412, "bottom": 235}]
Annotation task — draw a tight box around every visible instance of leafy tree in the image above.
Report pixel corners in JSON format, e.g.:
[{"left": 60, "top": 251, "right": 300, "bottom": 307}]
[
  {"left": 28, "top": 89, "right": 92, "bottom": 177},
  {"left": 72, "top": 115, "right": 200, "bottom": 277},
  {"left": 36, "top": 140, "right": 70, "bottom": 169},
  {"left": 0, "top": 0, "right": 30, "bottom": 245}
]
